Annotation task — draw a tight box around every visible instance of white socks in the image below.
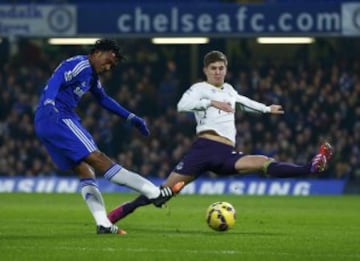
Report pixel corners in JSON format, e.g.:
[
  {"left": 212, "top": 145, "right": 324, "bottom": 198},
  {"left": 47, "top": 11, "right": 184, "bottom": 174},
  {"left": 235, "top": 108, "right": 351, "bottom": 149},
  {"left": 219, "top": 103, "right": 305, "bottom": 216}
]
[
  {"left": 80, "top": 165, "right": 162, "bottom": 227},
  {"left": 80, "top": 178, "right": 112, "bottom": 227},
  {"left": 104, "top": 164, "right": 160, "bottom": 199}
]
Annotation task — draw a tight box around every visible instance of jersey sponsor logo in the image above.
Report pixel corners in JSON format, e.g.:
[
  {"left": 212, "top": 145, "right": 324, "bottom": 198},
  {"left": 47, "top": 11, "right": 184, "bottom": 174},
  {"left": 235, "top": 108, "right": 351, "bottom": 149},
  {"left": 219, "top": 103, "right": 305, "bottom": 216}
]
[{"left": 73, "top": 86, "right": 85, "bottom": 97}]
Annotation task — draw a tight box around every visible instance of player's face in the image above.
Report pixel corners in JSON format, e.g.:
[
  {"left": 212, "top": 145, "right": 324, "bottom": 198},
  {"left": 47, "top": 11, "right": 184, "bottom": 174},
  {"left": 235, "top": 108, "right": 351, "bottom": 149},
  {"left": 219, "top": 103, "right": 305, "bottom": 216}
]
[
  {"left": 203, "top": 61, "right": 227, "bottom": 87},
  {"left": 91, "top": 51, "right": 118, "bottom": 74}
]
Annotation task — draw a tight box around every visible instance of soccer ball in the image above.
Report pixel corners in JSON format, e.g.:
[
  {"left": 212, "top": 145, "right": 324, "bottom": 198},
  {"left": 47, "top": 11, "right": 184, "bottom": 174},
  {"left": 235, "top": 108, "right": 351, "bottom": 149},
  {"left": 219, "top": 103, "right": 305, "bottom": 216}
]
[{"left": 206, "top": 201, "right": 236, "bottom": 232}]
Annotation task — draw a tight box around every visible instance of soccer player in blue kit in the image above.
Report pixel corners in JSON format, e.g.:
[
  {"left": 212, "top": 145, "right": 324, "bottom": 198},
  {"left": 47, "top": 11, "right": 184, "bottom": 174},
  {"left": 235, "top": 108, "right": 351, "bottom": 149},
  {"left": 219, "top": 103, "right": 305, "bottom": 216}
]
[
  {"left": 107, "top": 50, "right": 334, "bottom": 224},
  {"left": 34, "top": 39, "right": 182, "bottom": 235}
]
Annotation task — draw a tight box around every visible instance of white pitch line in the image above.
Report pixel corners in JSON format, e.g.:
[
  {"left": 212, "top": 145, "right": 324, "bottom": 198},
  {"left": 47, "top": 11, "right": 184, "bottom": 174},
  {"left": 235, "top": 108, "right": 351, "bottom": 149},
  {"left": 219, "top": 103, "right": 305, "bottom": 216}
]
[{"left": 1, "top": 245, "right": 360, "bottom": 258}]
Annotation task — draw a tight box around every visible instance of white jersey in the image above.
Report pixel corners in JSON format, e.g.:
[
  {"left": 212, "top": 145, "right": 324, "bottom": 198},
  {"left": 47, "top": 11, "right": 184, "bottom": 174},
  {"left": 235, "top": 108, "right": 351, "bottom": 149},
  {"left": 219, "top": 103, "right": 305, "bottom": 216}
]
[{"left": 177, "top": 81, "right": 270, "bottom": 144}]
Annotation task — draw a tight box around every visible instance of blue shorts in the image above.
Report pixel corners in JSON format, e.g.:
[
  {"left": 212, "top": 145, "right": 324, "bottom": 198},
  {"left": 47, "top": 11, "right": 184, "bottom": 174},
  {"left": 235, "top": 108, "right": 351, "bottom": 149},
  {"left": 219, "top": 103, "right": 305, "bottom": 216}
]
[
  {"left": 172, "top": 138, "right": 244, "bottom": 177},
  {"left": 34, "top": 107, "right": 98, "bottom": 171}
]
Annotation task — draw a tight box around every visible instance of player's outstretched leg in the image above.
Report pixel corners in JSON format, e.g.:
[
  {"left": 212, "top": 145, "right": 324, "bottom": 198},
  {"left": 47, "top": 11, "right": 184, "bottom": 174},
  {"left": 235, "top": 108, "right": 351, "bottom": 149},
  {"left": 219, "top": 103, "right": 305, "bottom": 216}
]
[
  {"left": 265, "top": 142, "right": 333, "bottom": 177},
  {"left": 108, "top": 195, "right": 150, "bottom": 224},
  {"left": 151, "top": 181, "right": 185, "bottom": 207},
  {"left": 310, "top": 142, "right": 333, "bottom": 173},
  {"left": 108, "top": 181, "right": 184, "bottom": 224}
]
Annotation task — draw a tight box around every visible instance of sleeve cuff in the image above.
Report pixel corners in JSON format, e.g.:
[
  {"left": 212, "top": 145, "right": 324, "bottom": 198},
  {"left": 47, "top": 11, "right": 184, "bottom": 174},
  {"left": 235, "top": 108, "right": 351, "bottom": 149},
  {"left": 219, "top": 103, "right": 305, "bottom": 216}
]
[{"left": 264, "top": 106, "right": 271, "bottom": 113}]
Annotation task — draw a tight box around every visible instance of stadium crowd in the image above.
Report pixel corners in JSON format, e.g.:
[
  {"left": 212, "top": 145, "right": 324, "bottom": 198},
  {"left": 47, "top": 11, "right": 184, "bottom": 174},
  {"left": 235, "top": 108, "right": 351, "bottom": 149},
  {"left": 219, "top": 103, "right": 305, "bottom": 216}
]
[{"left": 0, "top": 39, "right": 359, "bottom": 180}]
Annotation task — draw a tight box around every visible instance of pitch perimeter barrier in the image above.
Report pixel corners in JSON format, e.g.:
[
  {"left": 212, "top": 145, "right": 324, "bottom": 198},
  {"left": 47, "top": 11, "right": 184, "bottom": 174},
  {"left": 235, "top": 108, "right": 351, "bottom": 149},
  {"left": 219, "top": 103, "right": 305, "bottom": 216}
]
[{"left": 0, "top": 177, "right": 346, "bottom": 195}]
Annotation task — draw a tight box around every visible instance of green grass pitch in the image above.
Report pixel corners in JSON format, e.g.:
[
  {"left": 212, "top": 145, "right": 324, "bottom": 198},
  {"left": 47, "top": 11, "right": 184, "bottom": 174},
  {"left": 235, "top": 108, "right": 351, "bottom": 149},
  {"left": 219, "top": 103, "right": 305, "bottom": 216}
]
[{"left": 0, "top": 193, "right": 359, "bottom": 261}]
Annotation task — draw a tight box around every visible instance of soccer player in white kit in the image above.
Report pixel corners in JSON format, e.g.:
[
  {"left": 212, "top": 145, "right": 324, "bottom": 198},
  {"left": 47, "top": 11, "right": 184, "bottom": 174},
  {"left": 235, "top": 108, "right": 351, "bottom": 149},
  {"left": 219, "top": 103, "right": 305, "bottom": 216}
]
[{"left": 108, "top": 50, "right": 333, "bottom": 224}]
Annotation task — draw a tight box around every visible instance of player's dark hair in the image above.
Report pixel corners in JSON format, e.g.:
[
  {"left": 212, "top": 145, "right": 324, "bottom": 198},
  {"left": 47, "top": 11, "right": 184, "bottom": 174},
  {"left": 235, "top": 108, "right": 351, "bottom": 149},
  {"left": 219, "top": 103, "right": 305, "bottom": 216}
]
[
  {"left": 90, "top": 39, "right": 125, "bottom": 61},
  {"left": 203, "top": 50, "right": 228, "bottom": 67}
]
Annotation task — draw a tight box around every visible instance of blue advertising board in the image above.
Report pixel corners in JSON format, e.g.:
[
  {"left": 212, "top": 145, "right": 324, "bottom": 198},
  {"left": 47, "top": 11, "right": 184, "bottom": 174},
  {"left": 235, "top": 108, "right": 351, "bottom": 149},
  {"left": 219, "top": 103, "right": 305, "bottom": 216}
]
[
  {"left": 0, "top": 177, "right": 346, "bottom": 195},
  {"left": 77, "top": 3, "right": 343, "bottom": 36},
  {"left": 0, "top": 2, "right": 360, "bottom": 36}
]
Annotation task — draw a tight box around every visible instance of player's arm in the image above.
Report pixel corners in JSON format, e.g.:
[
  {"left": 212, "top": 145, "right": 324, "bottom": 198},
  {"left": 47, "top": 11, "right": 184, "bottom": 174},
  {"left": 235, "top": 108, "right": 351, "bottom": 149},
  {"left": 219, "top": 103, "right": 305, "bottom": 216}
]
[
  {"left": 178, "top": 85, "right": 235, "bottom": 113},
  {"left": 90, "top": 82, "right": 131, "bottom": 118},
  {"left": 235, "top": 93, "right": 284, "bottom": 114},
  {"left": 178, "top": 85, "right": 234, "bottom": 113},
  {"left": 90, "top": 83, "right": 150, "bottom": 136},
  {"left": 209, "top": 100, "right": 234, "bottom": 113},
  {"left": 177, "top": 85, "right": 212, "bottom": 112},
  {"left": 41, "top": 63, "right": 66, "bottom": 106},
  {"left": 38, "top": 62, "right": 69, "bottom": 121}
]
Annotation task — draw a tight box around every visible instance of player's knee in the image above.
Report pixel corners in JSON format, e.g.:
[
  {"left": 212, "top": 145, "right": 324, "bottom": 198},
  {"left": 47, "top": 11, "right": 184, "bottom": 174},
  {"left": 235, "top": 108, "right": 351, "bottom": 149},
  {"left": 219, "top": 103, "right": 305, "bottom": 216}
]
[
  {"left": 262, "top": 157, "right": 275, "bottom": 175},
  {"left": 90, "top": 150, "right": 109, "bottom": 161},
  {"left": 265, "top": 157, "right": 275, "bottom": 162},
  {"left": 73, "top": 162, "right": 96, "bottom": 179},
  {"left": 85, "top": 150, "right": 113, "bottom": 171}
]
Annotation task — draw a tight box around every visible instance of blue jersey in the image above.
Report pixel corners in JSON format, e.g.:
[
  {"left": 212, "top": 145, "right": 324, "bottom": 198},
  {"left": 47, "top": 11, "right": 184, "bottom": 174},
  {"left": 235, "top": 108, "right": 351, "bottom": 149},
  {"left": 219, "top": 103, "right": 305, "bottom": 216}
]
[
  {"left": 34, "top": 55, "right": 131, "bottom": 170},
  {"left": 38, "top": 55, "right": 105, "bottom": 120}
]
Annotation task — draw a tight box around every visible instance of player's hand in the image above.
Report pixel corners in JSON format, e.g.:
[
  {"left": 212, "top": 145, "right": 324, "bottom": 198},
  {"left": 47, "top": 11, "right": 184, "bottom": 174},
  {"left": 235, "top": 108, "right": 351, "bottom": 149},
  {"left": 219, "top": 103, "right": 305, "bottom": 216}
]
[
  {"left": 127, "top": 114, "right": 150, "bottom": 136},
  {"left": 269, "top": 104, "right": 284, "bottom": 114}
]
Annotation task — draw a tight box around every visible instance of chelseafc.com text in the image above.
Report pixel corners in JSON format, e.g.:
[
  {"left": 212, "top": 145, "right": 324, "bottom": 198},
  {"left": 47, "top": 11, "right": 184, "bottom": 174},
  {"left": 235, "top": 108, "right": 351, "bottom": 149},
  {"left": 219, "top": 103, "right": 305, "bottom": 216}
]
[{"left": 117, "top": 7, "right": 341, "bottom": 34}]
